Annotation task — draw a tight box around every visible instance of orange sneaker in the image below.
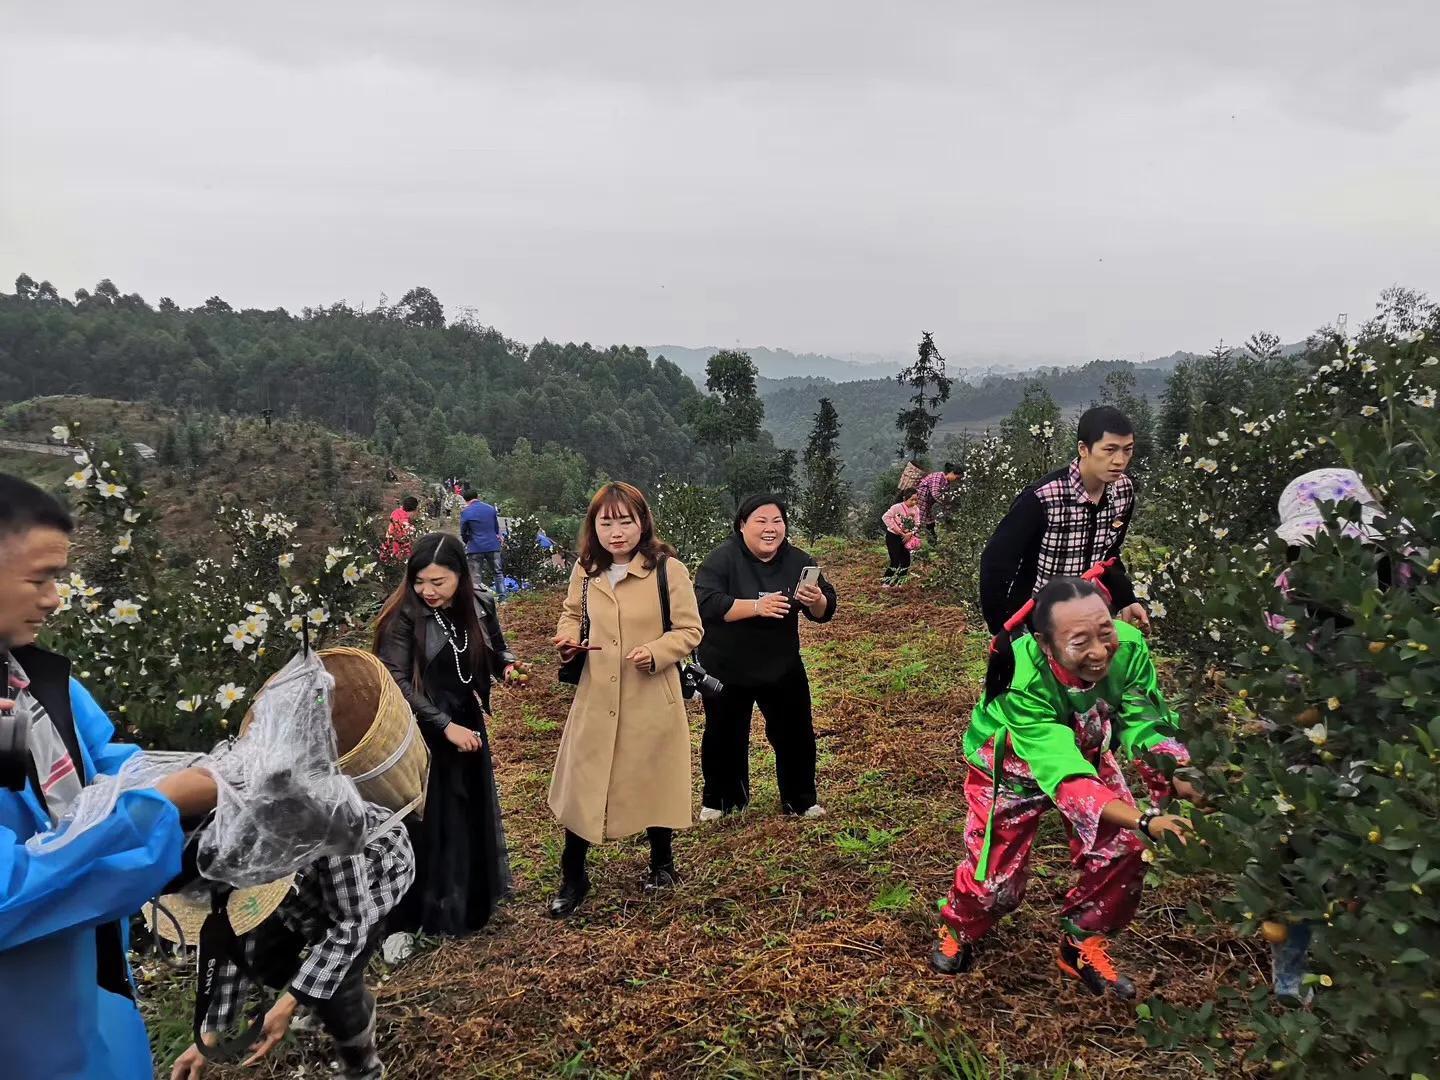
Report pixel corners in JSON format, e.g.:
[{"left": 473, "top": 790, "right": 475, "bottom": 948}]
[
  {"left": 1058, "top": 933, "right": 1135, "bottom": 998},
  {"left": 929, "top": 925, "right": 974, "bottom": 975}
]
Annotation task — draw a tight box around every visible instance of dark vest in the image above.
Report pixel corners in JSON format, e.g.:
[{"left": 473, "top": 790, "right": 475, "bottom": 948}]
[{"left": 12, "top": 645, "right": 134, "bottom": 1001}]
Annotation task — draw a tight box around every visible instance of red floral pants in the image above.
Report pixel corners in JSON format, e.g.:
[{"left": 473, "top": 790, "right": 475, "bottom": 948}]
[{"left": 939, "top": 757, "right": 1147, "bottom": 944}]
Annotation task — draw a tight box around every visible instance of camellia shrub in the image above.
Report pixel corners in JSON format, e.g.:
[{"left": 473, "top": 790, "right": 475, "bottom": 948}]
[
  {"left": 1136, "top": 328, "right": 1440, "bottom": 1076},
  {"left": 652, "top": 480, "right": 730, "bottom": 567},
  {"left": 499, "top": 512, "right": 569, "bottom": 590},
  {"left": 40, "top": 422, "right": 384, "bottom": 750}
]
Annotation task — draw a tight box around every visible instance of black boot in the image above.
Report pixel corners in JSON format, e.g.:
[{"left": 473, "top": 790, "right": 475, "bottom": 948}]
[
  {"left": 547, "top": 877, "right": 590, "bottom": 918},
  {"left": 549, "top": 830, "right": 591, "bottom": 918}
]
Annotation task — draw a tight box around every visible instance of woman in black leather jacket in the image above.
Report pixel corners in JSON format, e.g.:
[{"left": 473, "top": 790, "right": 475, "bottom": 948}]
[{"left": 375, "top": 532, "right": 516, "bottom": 936}]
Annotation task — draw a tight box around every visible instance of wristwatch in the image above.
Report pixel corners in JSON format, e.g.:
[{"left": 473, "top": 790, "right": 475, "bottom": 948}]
[{"left": 1136, "top": 807, "right": 1162, "bottom": 839}]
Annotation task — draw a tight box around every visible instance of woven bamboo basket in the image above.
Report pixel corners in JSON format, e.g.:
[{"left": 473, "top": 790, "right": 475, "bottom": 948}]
[
  {"left": 898, "top": 461, "right": 924, "bottom": 492},
  {"left": 240, "top": 647, "right": 429, "bottom": 818}
]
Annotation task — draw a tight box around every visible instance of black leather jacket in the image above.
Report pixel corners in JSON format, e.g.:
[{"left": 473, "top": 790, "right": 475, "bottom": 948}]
[{"left": 376, "top": 585, "right": 516, "bottom": 732}]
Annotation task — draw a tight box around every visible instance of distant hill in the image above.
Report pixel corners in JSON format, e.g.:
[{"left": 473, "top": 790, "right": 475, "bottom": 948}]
[
  {"left": 759, "top": 359, "right": 1179, "bottom": 493},
  {"left": 649, "top": 345, "right": 899, "bottom": 384}
]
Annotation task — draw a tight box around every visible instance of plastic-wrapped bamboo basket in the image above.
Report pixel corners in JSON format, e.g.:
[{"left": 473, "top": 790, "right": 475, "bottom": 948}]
[{"left": 241, "top": 647, "right": 428, "bottom": 818}]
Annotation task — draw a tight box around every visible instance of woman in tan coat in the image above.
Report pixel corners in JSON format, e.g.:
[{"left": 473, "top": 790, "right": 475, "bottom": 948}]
[{"left": 548, "top": 482, "right": 703, "bottom": 917}]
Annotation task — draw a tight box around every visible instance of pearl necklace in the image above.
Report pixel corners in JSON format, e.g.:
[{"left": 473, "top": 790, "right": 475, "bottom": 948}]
[{"left": 431, "top": 609, "right": 474, "bottom": 685}]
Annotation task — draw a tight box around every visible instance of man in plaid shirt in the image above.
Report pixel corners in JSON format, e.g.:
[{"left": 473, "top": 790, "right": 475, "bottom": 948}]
[
  {"left": 169, "top": 802, "right": 415, "bottom": 1080},
  {"left": 979, "top": 407, "right": 1148, "bottom": 635}
]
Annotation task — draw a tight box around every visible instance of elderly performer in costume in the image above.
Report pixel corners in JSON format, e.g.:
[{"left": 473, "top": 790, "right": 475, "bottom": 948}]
[{"left": 931, "top": 575, "right": 1198, "bottom": 997}]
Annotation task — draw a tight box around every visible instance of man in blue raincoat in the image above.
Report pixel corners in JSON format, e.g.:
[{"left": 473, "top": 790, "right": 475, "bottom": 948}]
[{"left": 0, "top": 473, "right": 218, "bottom": 1079}]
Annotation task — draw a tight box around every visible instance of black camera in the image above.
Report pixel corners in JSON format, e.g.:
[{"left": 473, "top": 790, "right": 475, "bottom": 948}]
[
  {"left": 1, "top": 652, "right": 29, "bottom": 792},
  {"left": 678, "top": 659, "right": 723, "bottom": 700}
]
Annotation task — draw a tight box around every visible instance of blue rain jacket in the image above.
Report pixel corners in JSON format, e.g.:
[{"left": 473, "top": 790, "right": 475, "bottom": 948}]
[{"left": 0, "top": 657, "right": 184, "bottom": 1080}]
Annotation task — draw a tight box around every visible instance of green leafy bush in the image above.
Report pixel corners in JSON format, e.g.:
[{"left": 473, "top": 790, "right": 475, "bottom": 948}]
[
  {"left": 653, "top": 481, "right": 729, "bottom": 566},
  {"left": 1135, "top": 328, "right": 1440, "bottom": 1077}
]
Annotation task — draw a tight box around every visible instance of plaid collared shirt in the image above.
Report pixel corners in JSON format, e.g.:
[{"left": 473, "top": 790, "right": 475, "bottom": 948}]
[
  {"left": 915, "top": 471, "right": 951, "bottom": 526},
  {"left": 1032, "top": 460, "right": 1135, "bottom": 586},
  {"left": 205, "top": 803, "right": 415, "bottom": 1033},
  {"left": 979, "top": 459, "right": 1138, "bottom": 633}
]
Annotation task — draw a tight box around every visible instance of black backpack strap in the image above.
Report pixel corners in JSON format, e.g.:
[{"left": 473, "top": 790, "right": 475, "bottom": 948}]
[{"left": 656, "top": 555, "right": 671, "bottom": 633}]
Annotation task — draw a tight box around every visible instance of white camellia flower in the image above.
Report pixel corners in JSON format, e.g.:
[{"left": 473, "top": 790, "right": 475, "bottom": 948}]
[
  {"left": 177, "top": 695, "right": 203, "bottom": 713},
  {"left": 1410, "top": 390, "right": 1436, "bottom": 409},
  {"left": 285, "top": 614, "right": 305, "bottom": 634},
  {"left": 51, "top": 425, "right": 70, "bottom": 442},
  {"left": 1241, "top": 422, "right": 1259, "bottom": 435},
  {"left": 64, "top": 468, "right": 93, "bottom": 489},
  {"left": 98, "top": 482, "right": 127, "bottom": 499},
  {"left": 1360, "top": 405, "right": 1379, "bottom": 417},
  {"left": 1273, "top": 794, "right": 1295, "bottom": 814},
  {"left": 1213, "top": 527, "right": 1230, "bottom": 540},
  {"left": 1149, "top": 600, "right": 1167, "bottom": 619},
  {"left": 1177, "top": 433, "right": 1190, "bottom": 448},
  {"left": 223, "top": 623, "right": 255, "bottom": 651},
  {"left": 122, "top": 508, "right": 140, "bottom": 524},
  {"left": 1194, "top": 458, "right": 1219, "bottom": 473},
  {"left": 324, "top": 547, "right": 351, "bottom": 572},
  {"left": 1304, "top": 723, "right": 1327, "bottom": 746},
  {"left": 277, "top": 552, "right": 295, "bottom": 569},
  {"left": 307, "top": 606, "right": 330, "bottom": 626},
  {"left": 242, "top": 613, "right": 268, "bottom": 637},
  {"left": 342, "top": 562, "right": 361, "bottom": 585},
  {"left": 111, "top": 531, "right": 133, "bottom": 555},
  {"left": 108, "top": 599, "right": 142, "bottom": 625},
  {"left": 215, "top": 684, "right": 246, "bottom": 711}
]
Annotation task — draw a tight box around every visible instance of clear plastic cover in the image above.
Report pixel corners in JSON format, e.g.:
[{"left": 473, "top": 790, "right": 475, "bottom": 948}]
[
  {"left": 25, "top": 649, "right": 367, "bottom": 886},
  {"left": 25, "top": 749, "right": 205, "bottom": 855},
  {"left": 197, "top": 649, "right": 366, "bottom": 887}
]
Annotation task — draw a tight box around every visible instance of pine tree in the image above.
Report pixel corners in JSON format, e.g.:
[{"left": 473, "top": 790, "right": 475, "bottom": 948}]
[
  {"left": 896, "top": 331, "right": 954, "bottom": 460},
  {"left": 799, "top": 398, "right": 848, "bottom": 537}
]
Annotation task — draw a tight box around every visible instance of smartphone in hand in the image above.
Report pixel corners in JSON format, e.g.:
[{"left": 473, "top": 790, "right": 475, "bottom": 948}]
[{"left": 793, "top": 565, "right": 821, "bottom": 598}]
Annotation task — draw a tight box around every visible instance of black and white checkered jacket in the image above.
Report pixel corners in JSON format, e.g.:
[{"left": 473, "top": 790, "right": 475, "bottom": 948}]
[
  {"left": 204, "top": 803, "right": 415, "bottom": 1033},
  {"left": 978, "top": 460, "right": 1138, "bottom": 634}
]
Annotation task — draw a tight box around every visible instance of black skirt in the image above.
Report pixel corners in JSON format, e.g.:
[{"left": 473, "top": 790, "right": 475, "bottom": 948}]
[{"left": 391, "top": 677, "right": 512, "bottom": 936}]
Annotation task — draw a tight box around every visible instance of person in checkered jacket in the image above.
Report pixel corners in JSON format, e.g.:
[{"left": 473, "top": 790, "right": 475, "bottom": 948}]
[
  {"left": 979, "top": 407, "right": 1149, "bottom": 636},
  {"left": 167, "top": 803, "right": 415, "bottom": 1080}
]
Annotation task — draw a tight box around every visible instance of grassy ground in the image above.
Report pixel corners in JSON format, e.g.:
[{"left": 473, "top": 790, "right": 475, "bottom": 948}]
[{"left": 141, "top": 540, "right": 1257, "bottom": 1079}]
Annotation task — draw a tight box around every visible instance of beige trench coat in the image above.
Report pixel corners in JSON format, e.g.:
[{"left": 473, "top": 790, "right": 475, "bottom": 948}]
[{"left": 548, "top": 556, "right": 704, "bottom": 842}]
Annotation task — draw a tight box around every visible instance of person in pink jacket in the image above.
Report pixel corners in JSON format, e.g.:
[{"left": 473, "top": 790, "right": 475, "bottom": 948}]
[{"left": 881, "top": 489, "right": 923, "bottom": 587}]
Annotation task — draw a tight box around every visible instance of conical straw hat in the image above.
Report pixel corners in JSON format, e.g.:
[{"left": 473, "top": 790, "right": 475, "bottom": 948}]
[{"left": 149, "top": 874, "right": 296, "bottom": 948}]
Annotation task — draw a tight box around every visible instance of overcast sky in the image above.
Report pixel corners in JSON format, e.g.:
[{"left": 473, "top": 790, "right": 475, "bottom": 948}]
[{"left": 3, "top": 2, "right": 1438, "bottom": 366}]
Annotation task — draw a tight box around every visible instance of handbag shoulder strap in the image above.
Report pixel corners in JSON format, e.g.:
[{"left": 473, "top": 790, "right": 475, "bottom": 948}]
[
  {"left": 656, "top": 554, "right": 671, "bottom": 632},
  {"left": 580, "top": 573, "right": 591, "bottom": 638}
]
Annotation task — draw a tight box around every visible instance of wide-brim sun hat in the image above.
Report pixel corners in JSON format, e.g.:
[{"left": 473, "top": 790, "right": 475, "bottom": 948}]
[
  {"left": 149, "top": 874, "right": 296, "bottom": 948},
  {"left": 1275, "top": 468, "right": 1384, "bottom": 547}
]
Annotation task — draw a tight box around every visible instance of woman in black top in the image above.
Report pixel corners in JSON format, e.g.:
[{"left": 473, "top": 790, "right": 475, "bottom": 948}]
[
  {"left": 374, "top": 532, "right": 515, "bottom": 936},
  {"left": 693, "top": 494, "right": 838, "bottom": 818}
]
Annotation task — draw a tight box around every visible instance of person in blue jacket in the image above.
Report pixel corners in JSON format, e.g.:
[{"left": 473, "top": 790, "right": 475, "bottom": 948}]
[
  {"left": 459, "top": 486, "right": 504, "bottom": 593},
  {"left": 0, "top": 473, "right": 218, "bottom": 1080}
]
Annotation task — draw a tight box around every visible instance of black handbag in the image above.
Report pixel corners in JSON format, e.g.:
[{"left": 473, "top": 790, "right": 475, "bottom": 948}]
[
  {"left": 657, "top": 556, "right": 723, "bottom": 699},
  {"left": 557, "top": 574, "right": 591, "bottom": 686}
]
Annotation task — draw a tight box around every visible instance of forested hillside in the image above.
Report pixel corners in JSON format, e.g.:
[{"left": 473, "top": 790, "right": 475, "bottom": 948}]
[
  {"left": 0, "top": 278, "right": 712, "bottom": 499},
  {"left": 760, "top": 358, "right": 1176, "bottom": 488}
]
